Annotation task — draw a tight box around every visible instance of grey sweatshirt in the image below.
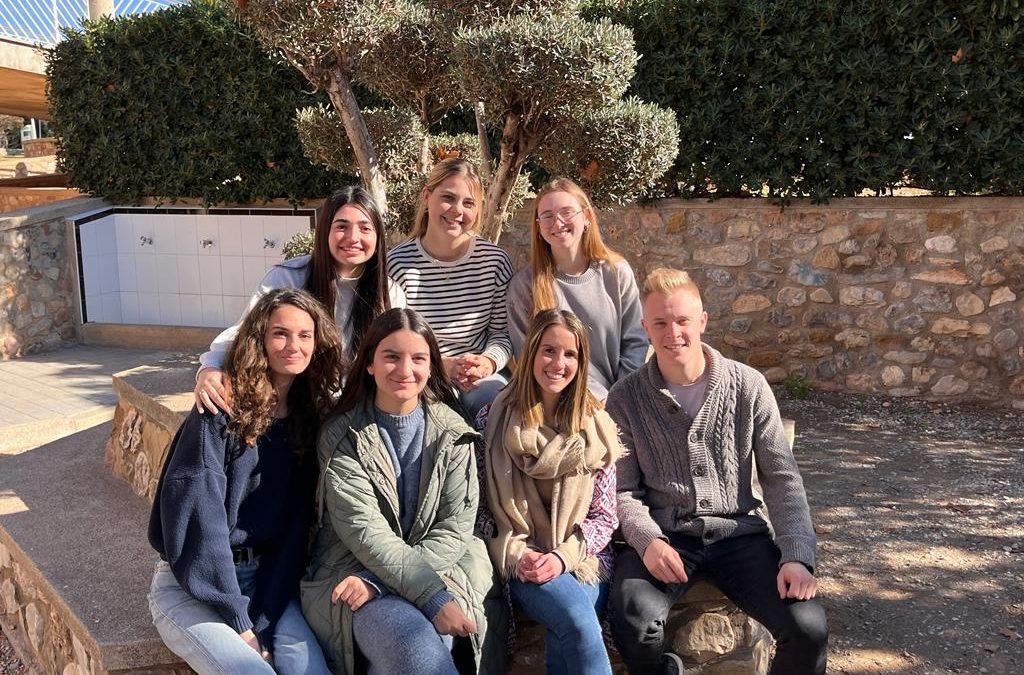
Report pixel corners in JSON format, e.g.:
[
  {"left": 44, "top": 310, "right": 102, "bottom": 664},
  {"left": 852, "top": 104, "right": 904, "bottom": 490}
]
[
  {"left": 605, "top": 344, "right": 817, "bottom": 570},
  {"left": 506, "top": 259, "right": 648, "bottom": 400}
]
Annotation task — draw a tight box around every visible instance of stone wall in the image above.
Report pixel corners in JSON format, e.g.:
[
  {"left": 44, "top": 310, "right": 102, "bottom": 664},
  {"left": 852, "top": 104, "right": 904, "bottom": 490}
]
[
  {"left": 501, "top": 197, "right": 1024, "bottom": 407},
  {"left": 0, "top": 198, "right": 102, "bottom": 359}
]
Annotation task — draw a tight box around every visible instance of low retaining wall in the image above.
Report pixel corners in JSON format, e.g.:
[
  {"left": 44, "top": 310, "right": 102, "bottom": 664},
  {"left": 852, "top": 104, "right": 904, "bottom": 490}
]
[
  {"left": 0, "top": 198, "right": 106, "bottom": 358},
  {"left": 502, "top": 197, "right": 1024, "bottom": 407}
]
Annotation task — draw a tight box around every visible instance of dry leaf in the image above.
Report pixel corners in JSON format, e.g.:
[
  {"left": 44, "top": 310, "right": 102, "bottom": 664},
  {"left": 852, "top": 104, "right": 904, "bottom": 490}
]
[
  {"left": 952, "top": 47, "right": 964, "bottom": 63},
  {"left": 580, "top": 159, "right": 601, "bottom": 181},
  {"left": 999, "top": 627, "right": 1022, "bottom": 640},
  {"left": 945, "top": 503, "right": 972, "bottom": 514}
]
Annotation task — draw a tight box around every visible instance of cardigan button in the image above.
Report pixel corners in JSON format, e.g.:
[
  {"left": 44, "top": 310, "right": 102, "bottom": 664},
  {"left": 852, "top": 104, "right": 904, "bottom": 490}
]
[
  {"left": 668, "top": 405, "right": 679, "bottom": 414},
  {"left": 693, "top": 466, "right": 706, "bottom": 477},
  {"left": 698, "top": 499, "right": 711, "bottom": 509}
]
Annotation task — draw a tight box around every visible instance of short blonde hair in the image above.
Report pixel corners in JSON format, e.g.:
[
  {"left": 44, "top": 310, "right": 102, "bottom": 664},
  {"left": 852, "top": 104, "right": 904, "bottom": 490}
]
[{"left": 642, "top": 267, "right": 702, "bottom": 303}]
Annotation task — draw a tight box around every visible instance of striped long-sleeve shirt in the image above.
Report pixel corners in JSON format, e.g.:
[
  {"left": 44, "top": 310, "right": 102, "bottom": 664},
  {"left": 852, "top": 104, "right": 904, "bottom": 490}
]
[{"left": 387, "top": 236, "right": 514, "bottom": 371}]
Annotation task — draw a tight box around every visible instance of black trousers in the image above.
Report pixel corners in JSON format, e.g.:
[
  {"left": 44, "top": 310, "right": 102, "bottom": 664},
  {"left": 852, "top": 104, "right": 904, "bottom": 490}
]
[{"left": 610, "top": 532, "right": 828, "bottom": 675}]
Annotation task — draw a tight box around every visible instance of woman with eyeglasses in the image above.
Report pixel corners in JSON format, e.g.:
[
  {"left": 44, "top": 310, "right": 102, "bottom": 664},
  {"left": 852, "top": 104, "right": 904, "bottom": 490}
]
[{"left": 506, "top": 178, "right": 647, "bottom": 401}]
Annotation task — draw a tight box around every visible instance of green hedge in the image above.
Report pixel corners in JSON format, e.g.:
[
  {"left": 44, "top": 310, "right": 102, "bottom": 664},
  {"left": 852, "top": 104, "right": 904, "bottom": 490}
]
[
  {"left": 47, "top": 0, "right": 337, "bottom": 205},
  {"left": 591, "top": 0, "right": 1024, "bottom": 200}
]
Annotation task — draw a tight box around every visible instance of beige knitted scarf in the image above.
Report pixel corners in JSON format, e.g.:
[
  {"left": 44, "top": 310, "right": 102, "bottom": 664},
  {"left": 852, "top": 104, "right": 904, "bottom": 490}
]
[{"left": 484, "top": 390, "right": 619, "bottom": 584}]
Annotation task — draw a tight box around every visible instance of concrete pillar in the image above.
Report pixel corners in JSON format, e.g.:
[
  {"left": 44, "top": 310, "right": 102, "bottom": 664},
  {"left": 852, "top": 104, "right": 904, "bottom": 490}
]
[{"left": 88, "top": 0, "right": 114, "bottom": 20}]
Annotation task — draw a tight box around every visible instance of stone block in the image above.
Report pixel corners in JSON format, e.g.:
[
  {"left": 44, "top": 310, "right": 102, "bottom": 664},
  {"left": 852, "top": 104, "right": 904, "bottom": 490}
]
[
  {"left": 809, "top": 289, "right": 834, "bottom": 303},
  {"left": 931, "top": 375, "right": 970, "bottom": 396},
  {"left": 695, "top": 245, "right": 752, "bottom": 267},
  {"left": 981, "top": 270, "right": 1006, "bottom": 286},
  {"left": 924, "top": 235, "right": 958, "bottom": 253},
  {"left": 787, "top": 261, "right": 829, "bottom": 286},
  {"left": 993, "top": 329, "right": 1019, "bottom": 352},
  {"left": 912, "top": 270, "right": 972, "bottom": 285},
  {"left": 980, "top": 236, "right": 1009, "bottom": 253},
  {"left": 812, "top": 246, "right": 840, "bottom": 269},
  {"left": 839, "top": 286, "right": 885, "bottom": 307},
  {"left": 881, "top": 366, "right": 906, "bottom": 387},
  {"left": 930, "top": 318, "right": 971, "bottom": 336},
  {"left": 955, "top": 292, "right": 985, "bottom": 316},
  {"left": 990, "top": 287, "right": 1016, "bottom": 306},
  {"left": 835, "top": 329, "right": 870, "bottom": 349},
  {"left": 732, "top": 294, "right": 771, "bottom": 313},
  {"left": 884, "top": 351, "right": 928, "bottom": 365}
]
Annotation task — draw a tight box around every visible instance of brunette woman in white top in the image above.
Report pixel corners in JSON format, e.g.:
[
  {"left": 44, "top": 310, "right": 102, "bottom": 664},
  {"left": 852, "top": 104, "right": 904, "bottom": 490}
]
[
  {"left": 194, "top": 186, "right": 405, "bottom": 413},
  {"left": 506, "top": 178, "right": 647, "bottom": 400},
  {"left": 387, "top": 158, "right": 514, "bottom": 418}
]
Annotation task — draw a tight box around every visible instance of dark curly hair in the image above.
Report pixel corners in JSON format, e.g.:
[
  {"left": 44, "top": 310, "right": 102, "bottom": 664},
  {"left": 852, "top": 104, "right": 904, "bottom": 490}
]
[{"left": 224, "top": 288, "right": 346, "bottom": 455}]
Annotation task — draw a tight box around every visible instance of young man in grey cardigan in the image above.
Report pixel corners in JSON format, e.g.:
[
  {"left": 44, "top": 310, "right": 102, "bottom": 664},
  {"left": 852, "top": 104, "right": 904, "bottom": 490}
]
[{"left": 605, "top": 268, "right": 827, "bottom": 675}]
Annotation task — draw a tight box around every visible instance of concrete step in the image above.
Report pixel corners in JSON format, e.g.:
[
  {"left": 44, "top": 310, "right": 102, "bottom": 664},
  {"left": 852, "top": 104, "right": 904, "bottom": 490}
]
[{"left": 0, "top": 423, "right": 189, "bottom": 674}]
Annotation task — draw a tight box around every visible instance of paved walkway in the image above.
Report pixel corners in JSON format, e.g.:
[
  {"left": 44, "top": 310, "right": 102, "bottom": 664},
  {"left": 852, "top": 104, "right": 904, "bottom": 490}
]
[{"left": 0, "top": 345, "right": 181, "bottom": 451}]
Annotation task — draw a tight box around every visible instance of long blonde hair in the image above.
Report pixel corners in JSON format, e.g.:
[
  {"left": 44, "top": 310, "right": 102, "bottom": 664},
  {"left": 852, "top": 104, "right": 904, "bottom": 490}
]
[
  {"left": 529, "top": 178, "right": 622, "bottom": 317},
  {"left": 507, "top": 309, "right": 599, "bottom": 434},
  {"left": 410, "top": 157, "right": 484, "bottom": 239}
]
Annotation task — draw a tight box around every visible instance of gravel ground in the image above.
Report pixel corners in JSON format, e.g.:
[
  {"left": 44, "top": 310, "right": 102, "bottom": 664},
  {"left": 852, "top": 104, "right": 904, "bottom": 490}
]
[
  {"left": 0, "top": 630, "right": 26, "bottom": 675},
  {"left": 778, "top": 389, "right": 1024, "bottom": 675},
  {"left": 1, "top": 390, "right": 1021, "bottom": 675}
]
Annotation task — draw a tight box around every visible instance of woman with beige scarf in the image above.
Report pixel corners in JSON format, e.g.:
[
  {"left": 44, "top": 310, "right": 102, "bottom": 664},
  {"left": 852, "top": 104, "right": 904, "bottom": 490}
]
[{"left": 482, "top": 309, "right": 620, "bottom": 675}]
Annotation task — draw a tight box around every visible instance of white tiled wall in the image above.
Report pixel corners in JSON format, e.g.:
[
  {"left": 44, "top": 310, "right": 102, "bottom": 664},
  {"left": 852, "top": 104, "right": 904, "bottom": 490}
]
[{"left": 78, "top": 211, "right": 311, "bottom": 328}]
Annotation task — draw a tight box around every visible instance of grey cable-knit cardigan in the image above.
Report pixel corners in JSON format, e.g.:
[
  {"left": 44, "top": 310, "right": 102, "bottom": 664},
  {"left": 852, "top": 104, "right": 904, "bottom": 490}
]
[{"left": 605, "top": 344, "right": 817, "bottom": 570}]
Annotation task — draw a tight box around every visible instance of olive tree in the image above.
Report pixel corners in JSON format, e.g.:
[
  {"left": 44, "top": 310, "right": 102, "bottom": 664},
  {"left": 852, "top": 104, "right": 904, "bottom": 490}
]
[{"left": 234, "top": 0, "right": 678, "bottom": 240}]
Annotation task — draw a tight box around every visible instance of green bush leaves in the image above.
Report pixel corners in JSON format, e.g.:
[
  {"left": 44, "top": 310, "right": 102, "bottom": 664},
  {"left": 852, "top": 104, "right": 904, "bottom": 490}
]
[{"left": 47, "top": 0, "right": 338, "bottom": 205}]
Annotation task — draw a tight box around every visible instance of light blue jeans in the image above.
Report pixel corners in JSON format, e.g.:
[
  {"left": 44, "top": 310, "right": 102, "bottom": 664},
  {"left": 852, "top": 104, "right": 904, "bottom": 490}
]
[
  {"left": 351, "top": 594, "right": 458, "bottom": 675},
  {"left": 459, "top": 369, "right": 510, "bottom": 419},
  {"left": 509, "top": 574, "right": 612, "bottom": 675},
  {"left": 149, "top": 560, "right": 330, "bottom": 675}
]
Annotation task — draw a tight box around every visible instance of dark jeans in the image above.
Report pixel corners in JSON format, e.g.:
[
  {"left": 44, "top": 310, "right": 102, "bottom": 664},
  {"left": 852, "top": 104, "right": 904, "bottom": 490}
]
[{"left": 610, "top": 532, "right": 828, "bottom": 675}]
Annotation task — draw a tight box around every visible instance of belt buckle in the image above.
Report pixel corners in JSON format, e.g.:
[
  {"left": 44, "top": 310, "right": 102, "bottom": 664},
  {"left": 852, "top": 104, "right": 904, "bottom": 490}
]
[{"left": 232, "top": 547, "right": 255, "bottom": 565}]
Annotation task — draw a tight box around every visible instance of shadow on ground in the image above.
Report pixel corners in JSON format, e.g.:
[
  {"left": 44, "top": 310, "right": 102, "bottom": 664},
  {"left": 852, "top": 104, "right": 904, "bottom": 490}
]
[{"left": 779, "top": 390, "right": 1024, "bottom": 674}]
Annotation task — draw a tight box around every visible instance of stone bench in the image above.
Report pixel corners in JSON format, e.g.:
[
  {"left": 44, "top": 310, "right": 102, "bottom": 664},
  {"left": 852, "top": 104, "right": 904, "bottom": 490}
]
[{"left": 0, "top": 422, "right": 189, "bottom": 674}]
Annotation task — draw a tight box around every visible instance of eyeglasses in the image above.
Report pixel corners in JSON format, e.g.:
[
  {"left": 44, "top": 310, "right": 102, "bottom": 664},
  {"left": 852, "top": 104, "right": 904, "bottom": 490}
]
[{"left": 537, "top": 207, "right": 587, "bottom": 226}]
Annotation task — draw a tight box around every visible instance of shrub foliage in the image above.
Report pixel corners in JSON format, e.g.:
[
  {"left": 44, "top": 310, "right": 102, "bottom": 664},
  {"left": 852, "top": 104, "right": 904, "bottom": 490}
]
[
  {"left": 592, "top": 0, "right": 1024, "bottom": 201},
  {"left": 47, "top": 0, "right": 337, "bottom": 205}
]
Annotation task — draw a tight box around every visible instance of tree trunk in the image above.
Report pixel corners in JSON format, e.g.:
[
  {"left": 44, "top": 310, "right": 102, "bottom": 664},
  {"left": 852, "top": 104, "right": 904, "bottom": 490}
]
[
  {"left": 479, "top": 111, "right": 535, "bottom": 243},
  {"left": 474, "top": 101, "right": 493, "bottom": 171},
  {"left": 419, "top": 98, "right": 432, "bottom": 175},
  {"left": 323, "top": 70, "right": 389, "bottom": 214}
]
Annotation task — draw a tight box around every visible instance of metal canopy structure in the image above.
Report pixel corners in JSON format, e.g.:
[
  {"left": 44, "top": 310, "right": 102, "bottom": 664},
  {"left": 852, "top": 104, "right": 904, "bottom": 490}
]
[{"left": 0, "top": 0, "right": 179, "bottom": 119}]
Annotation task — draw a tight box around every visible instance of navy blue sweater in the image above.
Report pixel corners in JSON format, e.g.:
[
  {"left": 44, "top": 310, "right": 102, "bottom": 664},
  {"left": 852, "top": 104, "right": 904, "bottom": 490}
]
[{"left": 148, "top": 408, "right": 316, "bottom": 650}]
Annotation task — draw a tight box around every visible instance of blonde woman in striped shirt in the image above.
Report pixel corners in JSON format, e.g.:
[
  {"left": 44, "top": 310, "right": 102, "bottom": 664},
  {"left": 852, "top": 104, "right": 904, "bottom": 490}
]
[{"left": 387, "top": 158, "right": 514, "bottom": 418}]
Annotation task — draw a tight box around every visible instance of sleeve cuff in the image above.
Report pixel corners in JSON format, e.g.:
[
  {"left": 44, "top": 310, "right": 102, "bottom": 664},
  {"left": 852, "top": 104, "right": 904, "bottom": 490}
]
[
  {"left": 776, "top": 536, "right": 817, "bottom": 572},
  {"left": 481, "top": 346, "right": 509, "bottom": 373},
  {"left": 421, "top": 589, "right": 454, "bottom": 620},
  {"left": 627, "top": 526, "right": 666, "bottom": 560},
  {"left": 225, "top": 612, "right": 254, "bottom": 635},
  {"left": 356, "top": 570, "right": 389, "bottom": 597}
]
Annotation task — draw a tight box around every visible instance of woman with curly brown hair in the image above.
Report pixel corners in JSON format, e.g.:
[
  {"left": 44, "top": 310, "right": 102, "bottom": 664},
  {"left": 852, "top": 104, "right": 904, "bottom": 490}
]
[{"left": 148, "top": 288, "right": 345, "bottom": 675}]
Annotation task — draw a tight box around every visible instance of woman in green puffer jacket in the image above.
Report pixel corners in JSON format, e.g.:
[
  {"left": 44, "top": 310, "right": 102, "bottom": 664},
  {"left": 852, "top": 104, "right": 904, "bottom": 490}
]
[{"left": 301, "top": 307, "right": 506, "bottom": 675}]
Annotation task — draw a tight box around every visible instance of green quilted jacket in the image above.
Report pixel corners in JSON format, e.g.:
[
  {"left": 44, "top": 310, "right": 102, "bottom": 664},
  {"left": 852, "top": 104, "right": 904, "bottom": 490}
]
[{"left": 301, "top": 398, "right": 506, "bottom": 674}]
